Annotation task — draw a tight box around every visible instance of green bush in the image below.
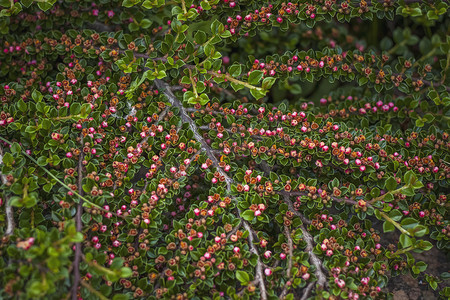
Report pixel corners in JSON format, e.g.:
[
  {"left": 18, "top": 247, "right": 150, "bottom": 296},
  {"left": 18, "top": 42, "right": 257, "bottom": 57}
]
[{"left": 0, "top": 0, "right": 449, "bottom": 299}]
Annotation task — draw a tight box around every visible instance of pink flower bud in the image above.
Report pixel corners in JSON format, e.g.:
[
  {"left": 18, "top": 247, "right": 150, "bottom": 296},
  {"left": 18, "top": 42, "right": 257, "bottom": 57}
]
[{"left": 264, "top": 251, "right": 272, "bottom": 258}]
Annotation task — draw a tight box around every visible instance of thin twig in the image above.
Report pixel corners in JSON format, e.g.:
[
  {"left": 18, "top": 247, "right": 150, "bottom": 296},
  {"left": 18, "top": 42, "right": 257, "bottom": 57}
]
[
  {"left": 282, "top": 195, "right": 327, "bottom": 296},
  {"left": 279, "top": 225, "right": 294, "bottom": 299},
  {"left": 243, "top": 222, "right": 268, "bottom": 300},
  {"left": 300, "top": 282, "right": 315, "bottom": 300},
  {"left": 279, "top": 191, "right": 312, "bottom": 225},
  {"left": 154, "top": 79, "right": 267, "bottom": 300},
  {"left": 0, "top": 144, "right": 14, "bottom": 236}
]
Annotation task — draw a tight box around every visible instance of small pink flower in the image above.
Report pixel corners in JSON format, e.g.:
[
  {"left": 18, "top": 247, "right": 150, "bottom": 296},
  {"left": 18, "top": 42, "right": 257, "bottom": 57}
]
[
  {"left": 361, "top": 277, "right": 370, "bottom": 285},
  {"left": 264, "top": 268, "right": 272, "bottom": 276}
]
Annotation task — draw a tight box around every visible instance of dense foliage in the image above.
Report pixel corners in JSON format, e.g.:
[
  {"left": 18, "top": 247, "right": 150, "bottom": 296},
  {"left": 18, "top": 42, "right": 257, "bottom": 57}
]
[{"left": 0, "top": 0, "right": 449, "bottom": 299}]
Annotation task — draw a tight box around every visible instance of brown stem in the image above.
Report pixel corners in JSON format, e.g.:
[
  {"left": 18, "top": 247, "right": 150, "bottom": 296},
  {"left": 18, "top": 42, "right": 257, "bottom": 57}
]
[
  {"left": 154, "top": 79, "right": 267, "bottom": 300},
  {"left": 243, "top": 222, "right": 268, "bottom": 300},
  {"left": 282, "top": 195, "right": 327, "bottom": 293},
  {"left": 279, "top": 225, "right": 294, "bottom": 299},
  {"left": 300, "top": 282, "right": 315, "bottom": 300},
  {"left": 279, "top": 191, "right": 312, "bottom": 225}
]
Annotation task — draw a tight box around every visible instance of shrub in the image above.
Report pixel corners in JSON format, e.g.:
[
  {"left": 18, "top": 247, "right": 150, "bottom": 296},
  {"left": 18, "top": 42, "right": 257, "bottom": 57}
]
[{"left": 0, "top": 0, "right": 449, "bottom": 299}]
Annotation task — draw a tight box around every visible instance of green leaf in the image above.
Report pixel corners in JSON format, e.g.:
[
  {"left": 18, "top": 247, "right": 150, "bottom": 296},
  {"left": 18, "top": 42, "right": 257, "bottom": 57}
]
[
  {"left": 250, "top": 88, "right": 267, "bottom": 100},
  {"left": 248, "top": 70, "right": 264, "bottom": 85},
  {"left": 2, "top": 152, "right": 14, "bottom": 165},
  {"left": 417, "top": 240, "right": 433, "bottom": 251},
  {"left": 241, "top": 209, "right": 254, "bottom": 221},
  {"left": 236, "top": 270, "right": 250, "bottom": 285},
  {"left": 32, "top": 90, "right": 43, "bottom": 102},
  {"left": 140, "top": 19, "right": 152, "bottom": 29},
  {"left": 37, "top": 1, "right": 53, "bottom": 11},
  {"left": 412, "top": 225, "right": 427, "bottom": 237},
  {"left": 70, "top": 103, "right": 81, "bottom": 115},
  {"left": 261, "top": 77, "right": 276, "bottom": 90},
  {"left": 388, "top": 209, "right": 402, "bottom": 221},
  {"left": 412, "top": 180, "right": 424, "bottom": 189},
  {"left": 358, "top": 77, "right": 368, "bottom": 86},
  {"left": 230, "top": 82, "right": 244, "bottom": 92},
  {"left": 11, "top": 142, "right": 21, "bottom": 154},
  {"left": 399, "top": 233, "right": 413, "bottom": 248},
  {"left": 402, "top": 187, "right": 415, "bottom": 196},
  {"left": 383, "top": 221, "right": 395, "bottom": 233},
  {"left": 404, "top": 170, "right": 417, "bottom": 185},
  {"left": 229, "top": 64, "right": 242, "bottom": 77},
  {"left": 194, "top": 30, "right": 207, "bottom": 44},
  {"left": 37, "top": 156, "right": 48, "bottom": 166},
  {"left": 385, "top": 177, "right": 397, "bottom": 191},
  {"left": 415, "top": 118, "right": 424, "bottom": 127},
  {"left": 401, "top": 217, "right": 419, "bottom": 234},
  {"left": 370, "top": 187, "right": 380, "bottom": 198},
  {"left": 17, "top": 99, "right": 27, "bottom": 112},
  {"left": 120, "top": 267, "right": 133, "bottom": 278}
]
